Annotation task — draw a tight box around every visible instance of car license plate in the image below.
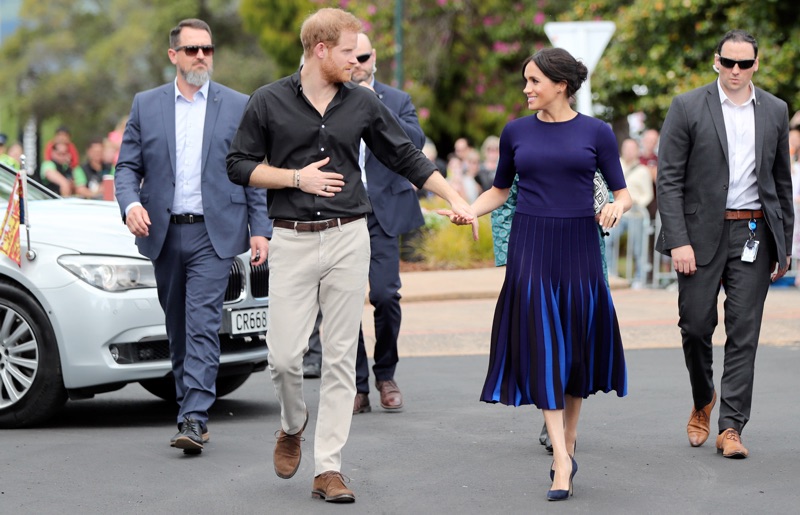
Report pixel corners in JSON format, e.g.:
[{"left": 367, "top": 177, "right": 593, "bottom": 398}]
[{"left": 226, "top": 307, "right": 268, "bottom": 335}]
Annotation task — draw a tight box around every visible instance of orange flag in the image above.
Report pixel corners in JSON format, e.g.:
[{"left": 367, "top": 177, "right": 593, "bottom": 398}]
[{"left": 1, "top": 169, "right": 22, "bottom": 266}]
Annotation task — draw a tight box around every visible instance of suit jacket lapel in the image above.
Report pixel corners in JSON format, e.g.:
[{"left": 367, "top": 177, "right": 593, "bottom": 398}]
[
  {"left": 706, "top": 83, "right": 730, "bottom": 168},
  {"left": 753, "top": 88, "right": 765, "bottom": 178},
  {"left": 374, "top": 81, "right": 386, "bottom": 102},
  {"left": 202, "top": 81, "right": 221, "bottom": 176},
  {"left": 161, "top": 84, "right": 177, "bottom": 177}
]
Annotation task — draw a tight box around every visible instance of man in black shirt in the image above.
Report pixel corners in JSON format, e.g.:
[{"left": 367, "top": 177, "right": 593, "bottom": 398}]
[{"left": 227, "top": 7, "right": 472, "bottom": 504}]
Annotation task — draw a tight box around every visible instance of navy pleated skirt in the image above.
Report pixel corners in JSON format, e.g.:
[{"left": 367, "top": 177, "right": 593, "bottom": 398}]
[{"left": 481, "top": 213, "right": 627, "bottom": 409}]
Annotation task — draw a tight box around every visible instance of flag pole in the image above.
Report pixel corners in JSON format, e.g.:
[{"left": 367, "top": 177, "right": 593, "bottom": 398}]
[{"left": 20, "top": 154, "right": 36, "bottom": 261}]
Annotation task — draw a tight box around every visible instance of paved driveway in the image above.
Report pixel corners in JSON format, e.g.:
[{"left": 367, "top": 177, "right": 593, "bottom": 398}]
[{"left": 3, "top": 344, "right": 799, "bottom": 514}]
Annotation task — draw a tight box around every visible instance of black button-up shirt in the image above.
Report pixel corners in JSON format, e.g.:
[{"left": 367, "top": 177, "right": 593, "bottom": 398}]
[{"left": 227, "top": 71, "right": 436, "bottom": 221}]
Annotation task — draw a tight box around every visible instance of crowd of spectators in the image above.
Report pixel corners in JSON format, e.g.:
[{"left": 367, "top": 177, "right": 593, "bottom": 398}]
[{"left": 0, "top": 118, "right": 127, "bottom": 200}]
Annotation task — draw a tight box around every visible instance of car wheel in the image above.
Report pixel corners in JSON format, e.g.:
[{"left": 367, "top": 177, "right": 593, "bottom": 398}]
[
  {"left": 138, "top": 376, "right": 176, "bottom": 402},
  {"left": 0, "top": 282, "right": 68, "bottom": 428},
  {"left": 139, "top": 372, "right": 253, "bottom": 402},
  {"left": 215, "top": 372, "right": 252, "bottom": 397}
]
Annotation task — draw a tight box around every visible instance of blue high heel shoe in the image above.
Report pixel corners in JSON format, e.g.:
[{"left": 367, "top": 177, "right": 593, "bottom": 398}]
[
  {"left": 549, "top": 441, "right": 577, "bottom": 481},
  {"left": 547, "top": 457, "right": 578, "bottom": 501}
]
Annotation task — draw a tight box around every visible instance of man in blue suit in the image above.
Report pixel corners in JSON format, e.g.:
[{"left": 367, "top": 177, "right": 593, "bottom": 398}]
[
  {"left": 115, "top": 19, "right": 271, "bottom": 453},
  {"left": 350, "top": 33, "right": 426, "bottom": 413}
]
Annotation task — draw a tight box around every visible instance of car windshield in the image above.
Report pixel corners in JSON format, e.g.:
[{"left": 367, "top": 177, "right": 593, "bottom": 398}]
[{"left": 0, "top": 162, "right": 58, "bottom": 202}]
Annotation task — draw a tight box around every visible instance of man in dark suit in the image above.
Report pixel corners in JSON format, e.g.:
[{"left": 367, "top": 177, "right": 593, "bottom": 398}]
[
  {"left": 349, "top": 33, "right": 425, "bottom": 413},
  {"left": 115, "top": 18, "right": 271, "bottom": 453},
  {"left": 657, "top": 29, "right": 793, "bottom": 459}
]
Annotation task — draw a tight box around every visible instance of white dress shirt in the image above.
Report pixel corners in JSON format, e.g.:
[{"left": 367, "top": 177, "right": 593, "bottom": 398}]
[
  {"left": 172, "top": 79, "right": 209, "bottom": 215},
  {"left": 718, "top": 79, "right": 760, "bottom": 210}
]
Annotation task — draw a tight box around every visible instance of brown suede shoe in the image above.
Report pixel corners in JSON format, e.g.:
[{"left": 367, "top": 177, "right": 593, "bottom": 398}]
[
  {"left": 353, "top": 393, "right": 371, "bottom": 414},
  {"left": 273, "top": 411, "right": 309, "bottom": 479},
  {"left": 312, "top": 471, "right": 355, "bottom": 503},
  {"left": 375, "top": 380, "right": 403, "bottom": 410},
  {"left": 716, "top": 428, "right": 748, "bottom": 459},
  {"left": 687, "top": 391, "right": 716, "bottom": 447}
]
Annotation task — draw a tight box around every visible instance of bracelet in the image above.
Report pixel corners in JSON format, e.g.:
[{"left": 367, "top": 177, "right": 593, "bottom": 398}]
[{"left": 293, "top": 169, "right": 300, "bottom": 189}]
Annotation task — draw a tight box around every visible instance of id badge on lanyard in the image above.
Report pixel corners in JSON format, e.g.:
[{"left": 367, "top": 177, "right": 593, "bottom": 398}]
[{"left": 741, "top": 218, "right": 759, "bottom": 263}]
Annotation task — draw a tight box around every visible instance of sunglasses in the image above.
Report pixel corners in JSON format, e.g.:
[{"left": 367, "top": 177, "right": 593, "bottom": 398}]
[
  {"left": 356, "top": 53, "right": 372, "bottom": 63},
  {"left": 716, "top": 55, "right": 755, "bottom": 70},
  {"left": 175, "top": 45, "right": 215, "bottom": 57}
]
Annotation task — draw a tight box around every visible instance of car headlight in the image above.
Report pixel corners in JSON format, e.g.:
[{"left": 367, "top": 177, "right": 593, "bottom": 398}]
[{"left": 58, "top": 255, "right": 157, "bottom": 292}]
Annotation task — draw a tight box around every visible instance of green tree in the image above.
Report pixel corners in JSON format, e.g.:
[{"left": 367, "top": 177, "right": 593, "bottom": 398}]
[
  {"left": 0, "top": 0, "right": 277, "bottom": 152},
  {"left": 239, "top": 0, "right": 315, "bottom": 77},
  {"left": 238, "top": 0, "right": 574, "bottom": 152},
  {"left": 563, "top": 0, "right": 800, "bottom": 130}
]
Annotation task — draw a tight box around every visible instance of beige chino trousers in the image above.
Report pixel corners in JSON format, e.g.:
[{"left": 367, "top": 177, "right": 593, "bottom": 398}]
[{"left": 266, "top": 218, "right": 370, "bottom": 475}]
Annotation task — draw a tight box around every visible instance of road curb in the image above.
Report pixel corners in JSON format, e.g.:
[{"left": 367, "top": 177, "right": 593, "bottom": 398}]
[{"left": 394, "top": 268, "right": 630, "bottom": 303}]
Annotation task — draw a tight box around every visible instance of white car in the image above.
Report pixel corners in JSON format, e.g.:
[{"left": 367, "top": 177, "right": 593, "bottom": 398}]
[{"left": 0, "top": 161, "right": 269, "bottom": 428}]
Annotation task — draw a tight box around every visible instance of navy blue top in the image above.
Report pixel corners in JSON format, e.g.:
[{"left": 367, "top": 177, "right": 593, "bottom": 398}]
[{"left": 493, "top": 113, "right": 625, "bottom": 218}]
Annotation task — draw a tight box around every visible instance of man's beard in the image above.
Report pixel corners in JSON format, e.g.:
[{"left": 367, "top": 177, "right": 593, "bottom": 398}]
[
  {"left": 181, "top": 65, "right": 212, "bottom": 87},
  {"left": 321, "top": 54, "right": 349, "bottom": 84},
  {"left": 351, "top": 63, "right": 376, "bottom": 84}
]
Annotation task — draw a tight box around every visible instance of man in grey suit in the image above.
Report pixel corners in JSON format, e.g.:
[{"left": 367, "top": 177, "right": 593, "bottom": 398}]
[
  {"left": 657, "top": 29, "right": 793, "bottom": 459},
  {"left": 115, "top": 18, "right": 271, "bottom": 453}
]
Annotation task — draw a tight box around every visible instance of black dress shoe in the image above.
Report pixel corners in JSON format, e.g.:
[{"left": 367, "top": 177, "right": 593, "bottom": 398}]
[
  {"left": 170, "top": 420, "right": 210, "bottom": 444},
  {"left": 303, "top": 362, "right": 321, "bottom": 379},
  {"left": 171, "top": 416, "right": 206, "bottom": 454}
]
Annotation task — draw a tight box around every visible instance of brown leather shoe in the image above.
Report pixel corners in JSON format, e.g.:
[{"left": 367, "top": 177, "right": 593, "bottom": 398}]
[
  {"left": 687, "top": 391, "right": 716, "bottom": 447},
  {"left": 353, "top": 393, "right": 371, "bottom": 414},
  {"left": 312, "top": 471, "right": 355, "bottom": 503},
  {"left": 716, "top": 428, "right": 748, "bottom": 459},
  {"left": 273, "top": 411, "right": 309, "bottom": 479},
  {"left": 375, "top": 380, "right": 403, "bottom": 410}
]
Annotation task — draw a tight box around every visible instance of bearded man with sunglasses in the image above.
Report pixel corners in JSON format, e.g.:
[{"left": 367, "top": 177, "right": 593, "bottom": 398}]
[
  {"left": 657, "top": 29, "right": 793, "bottom": 459},
  {"left": 115, "top": 18, "right": 271, "bottom": 454}
]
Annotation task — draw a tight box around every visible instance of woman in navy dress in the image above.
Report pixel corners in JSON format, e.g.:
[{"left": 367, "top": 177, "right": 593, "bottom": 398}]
[{"left": 441, "top": 48, "right": 632, "bottom": 501}]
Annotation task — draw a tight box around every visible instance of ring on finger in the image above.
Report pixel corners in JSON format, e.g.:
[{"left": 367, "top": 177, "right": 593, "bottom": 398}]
[{"left": 323, "top": 184, "right": 328, "bottom": 192}]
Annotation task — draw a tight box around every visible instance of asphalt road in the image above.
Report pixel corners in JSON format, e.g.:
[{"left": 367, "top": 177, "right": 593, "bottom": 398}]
[{"left": 3, "top": 287, "right": 800, "bottom": 514}]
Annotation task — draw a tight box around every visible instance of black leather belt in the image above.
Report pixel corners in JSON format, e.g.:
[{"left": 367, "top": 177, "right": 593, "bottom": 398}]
[
  {"left": 273, "top": 215, "right": 364, "bottom": 232},
  {"left": 170, "top": 214, "right": 205, "bottom": 224},
  {"left": 724, "top": 210, "right": 763, "bottom": 220}
]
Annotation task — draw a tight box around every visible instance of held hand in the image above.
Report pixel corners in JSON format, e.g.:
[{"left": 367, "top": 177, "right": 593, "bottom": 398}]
[
  {"left": 770, "top": 255, "right": 791, "bottom": 282},
  {"left": 126, "top": 205, "right": 151, "bottom": 237},
  {"left": 250, "top": 236, "right": 269, "bottom": 266},
  {"left": 436, "top": 209, "right": 472, "bottom": 225},
  {"left": 449, "top": 197, "right": 475, "bottom": 223},
  {"left": 298, "top": 157, "right": 344, "bottom": 197},
  {"left": 670, "top": 245, "right": 697, "bottom": 276},
  {"left": 436, "top": 199, "right": 479, "bottom": 240}
]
